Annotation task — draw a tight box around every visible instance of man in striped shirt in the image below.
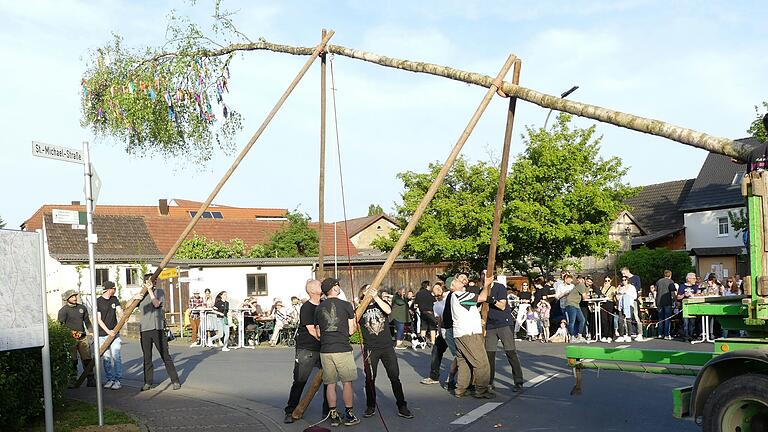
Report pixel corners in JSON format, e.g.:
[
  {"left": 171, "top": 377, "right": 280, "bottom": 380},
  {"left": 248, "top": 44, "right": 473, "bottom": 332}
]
[{"left": 450, "top": 278, "right": 494, "bottom": 399}]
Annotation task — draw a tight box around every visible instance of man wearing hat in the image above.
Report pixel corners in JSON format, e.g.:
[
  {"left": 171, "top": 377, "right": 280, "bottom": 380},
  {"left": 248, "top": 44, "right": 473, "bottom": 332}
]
[
  {"left": 188, "top": 289, "right": 204, "bottom": 347},
  {"left": 96, "top": 281, "right": 123, "bottom": 389},
  {"left": 315, "top": 277, "right": 360, "bottom": 426},
  {"left": 58, "top": 289, "right": 96, "bottom": 387}
]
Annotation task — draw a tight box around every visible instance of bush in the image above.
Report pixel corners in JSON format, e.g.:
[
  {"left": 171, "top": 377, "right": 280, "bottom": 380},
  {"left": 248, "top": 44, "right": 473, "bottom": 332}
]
[
  {"left": 616, "top": 247, "right": 694, "bottom": 293},
  {"left": 349, "top": 329, "right": 362, "bottom": 345},
  {"left": 0, "top": 319, "right": 74, "bottom": 430}
]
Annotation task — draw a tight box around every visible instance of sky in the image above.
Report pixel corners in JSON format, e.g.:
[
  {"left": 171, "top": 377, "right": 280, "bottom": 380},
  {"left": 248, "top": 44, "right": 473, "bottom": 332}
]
[{"left": 1, "top": 0, "right": 767, "bottom": 229}]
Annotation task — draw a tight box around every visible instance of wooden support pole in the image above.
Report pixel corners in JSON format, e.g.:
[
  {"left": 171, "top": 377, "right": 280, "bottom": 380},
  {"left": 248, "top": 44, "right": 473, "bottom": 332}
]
[
  {"left": 75, "top": 30, "right": 336, "bottom": 387},
  {"left": 292, "top": 54, "right": 515, "bottom": 419},
  {"left": 481, "top": 58, "right": 521, "bottom": 333},
  {"left": 318, "top": 29, "right": 327, "bottom": 279}
]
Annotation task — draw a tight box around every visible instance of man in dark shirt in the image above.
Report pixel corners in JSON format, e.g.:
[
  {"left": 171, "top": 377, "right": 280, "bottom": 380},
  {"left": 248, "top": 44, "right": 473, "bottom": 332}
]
[
  {"left": 655, "top": 270, "right": 676, "bottom": 340},
  {"left": 484, "top": 273, "right": 524, "bottom": 391},
  {"left": 359, "top": 284, "right": 414, "bottom": 419},
  {"left": 315, "top": 278, "right": 359, "bottom": 427},
  {"left": 96, "top": 281, "right": 123, "bottom": 389},
  {"left": 677, "top": 272, "right": 700, "bottom": 340},
  {"left": 57, "top": 289, "right": 95, "bottom": 387},
  {"left": 284, "top": 279, "right": 329, "bottom": 424},
  {"left": 415, "top": 280, "right": 437, "bottom": 345}
]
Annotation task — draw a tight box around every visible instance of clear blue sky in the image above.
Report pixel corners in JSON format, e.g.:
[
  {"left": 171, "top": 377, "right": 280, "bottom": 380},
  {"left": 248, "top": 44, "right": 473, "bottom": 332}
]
[{"left": 1, "top": 0, "right": 766, "bottom": 229}]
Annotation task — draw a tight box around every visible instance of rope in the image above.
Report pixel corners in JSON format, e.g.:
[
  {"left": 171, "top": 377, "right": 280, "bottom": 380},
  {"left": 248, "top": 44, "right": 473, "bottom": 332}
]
[{"left": 329, "top": 55, "right": 391, "bottom": 432}]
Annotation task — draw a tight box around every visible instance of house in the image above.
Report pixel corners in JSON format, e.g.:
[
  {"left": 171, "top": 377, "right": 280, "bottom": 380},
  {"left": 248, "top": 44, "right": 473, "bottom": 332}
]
[
  {"left": 337, "top": 214, "right": 400, "bottom": 253},
  {"left": 626, "top": 178, "right": 695, "bottom": 250},
  {"left": 578, "top": 210, "right": 644, "bottom": 276}
]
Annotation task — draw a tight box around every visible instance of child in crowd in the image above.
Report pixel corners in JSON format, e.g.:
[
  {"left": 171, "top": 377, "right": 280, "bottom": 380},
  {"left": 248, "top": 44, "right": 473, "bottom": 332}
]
[
  {"left": 525, "top": 306, "right": 540, "bottom": 341},
  {"left": 537, "top": 300, "right": 551, "bottom": 342},
  {"left": 549, "top": 320, "right": 569, "bottom": 343}
]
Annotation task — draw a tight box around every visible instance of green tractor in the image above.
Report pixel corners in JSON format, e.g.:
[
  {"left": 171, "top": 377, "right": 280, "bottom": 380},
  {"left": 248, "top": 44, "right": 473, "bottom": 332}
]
[{"left": 566, "top": 170, "right": 768, "bottom": 432}]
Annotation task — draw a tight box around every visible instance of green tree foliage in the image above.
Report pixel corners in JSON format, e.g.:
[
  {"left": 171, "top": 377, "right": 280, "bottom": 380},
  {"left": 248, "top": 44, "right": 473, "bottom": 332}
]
[
  {"left": 748, "top": 101, "right": 768, "bottom": 142},
  {"left": 367, "top": 204, "right": 384, "bottom": 216},
  {"left": 80, "top": 5, "right": 246, "bottom": 162},
  {"left": 374, "top": 114, "right": 637, "bottom": 275},
  {"left": 616, "top": 247, "right": 695, "bottom": 287},
  {"left": 260, "top": 211, "right": 319, "bottom": 258},
  {"left": 0, "top": 320, "right": 73, "bottom": 430},
  {"left": 175, "top": 234, "right": 247, "bottom": 259}
]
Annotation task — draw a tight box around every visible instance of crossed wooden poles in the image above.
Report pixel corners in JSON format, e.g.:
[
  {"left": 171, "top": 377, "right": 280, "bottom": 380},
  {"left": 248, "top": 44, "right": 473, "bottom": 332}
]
[{"left": 75, "top": 29, "right": 523, "bottom": 420}]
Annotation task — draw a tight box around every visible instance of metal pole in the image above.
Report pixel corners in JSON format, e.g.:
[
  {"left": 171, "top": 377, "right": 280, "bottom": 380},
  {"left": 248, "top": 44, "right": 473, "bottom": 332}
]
[
  {"left": 37, "top": 229, "right": 53, "bottom": 432},
  {"left": 318, "top": 28, "right": 327, "bottom": 280},
  {"left": 334, "top": 221, "right": 338, "bottom": 278},
  {"left": 292, "top": 54, "right": 516, "bottom": 420},
  {"left": 83, "top": 141, "right": 104, "bottom": 426},
  {"left": 543, "top": 85, "right": 579, "bottom": 130}
]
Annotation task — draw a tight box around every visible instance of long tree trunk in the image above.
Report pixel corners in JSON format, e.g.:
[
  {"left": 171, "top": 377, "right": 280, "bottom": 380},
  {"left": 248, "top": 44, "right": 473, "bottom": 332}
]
[{"left": 176, "top": 40, "right": 753, "bottom": 160}]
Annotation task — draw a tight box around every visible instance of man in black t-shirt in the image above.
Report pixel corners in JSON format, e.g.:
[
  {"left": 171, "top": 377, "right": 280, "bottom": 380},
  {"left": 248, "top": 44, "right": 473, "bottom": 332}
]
[
  {"left": 284, "top": 280, "right": 329, "bottom": 424},
  {"left": 96, "top": 281, "right": 123, "bottom": 390},
  {"left": 484, "top": 273, "right": 524, "bottom": 391},
  {"left": 58, "top": 289, "right": 95, "bottom": 387},
  {"left": 359, "top": 284, "right": 414, "bottom": 420},
  {"left": 315, "top": 278, "right": 360, "bottom": 427},
  {"left": 415, "top": 280, "right": 437, "bottom": 345}
]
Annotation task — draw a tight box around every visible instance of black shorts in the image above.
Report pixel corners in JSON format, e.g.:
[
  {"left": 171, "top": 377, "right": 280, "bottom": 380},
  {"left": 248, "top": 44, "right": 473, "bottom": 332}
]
[{"left": 420, "top": 312, "right": 437, "bottom": 332}]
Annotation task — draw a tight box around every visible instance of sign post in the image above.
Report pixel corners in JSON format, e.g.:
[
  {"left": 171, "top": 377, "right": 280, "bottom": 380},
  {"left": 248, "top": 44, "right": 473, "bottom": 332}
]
[
  {"left": 83, "top": 141, "right": 104, "bottom": 426},
  {"left": 37, "top": 230, "right": 53, "bottom": 432}
]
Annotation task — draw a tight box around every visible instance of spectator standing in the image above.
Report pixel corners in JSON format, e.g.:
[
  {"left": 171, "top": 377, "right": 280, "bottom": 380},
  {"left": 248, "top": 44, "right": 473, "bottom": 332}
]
[
  {"left": 208, "top": 291, "right": 231, "bottom": 351},
  {"left": 621, "top": 267, "right": 643, "bottom": 339},
  {"left": 415, "top": 280, "right": 437, "bottom": 345},
  {"left": 269, "top": 299, "right": 288, "bottom": 346},
  {"left": 655, "top": 270, "right": 676, "bottom": 340},
  {"left": 58, "top": 290, "right": 96, "bottom": 387},
  {"left": 390, "top": 286, "right": 410, "bottom": 349},
  {"left": 555, "top": 273, "right": 575, "bottom": 324},
  {"left": 565, "top": 276, "right": 589, "bottom": 343},
  {"left": 283, "top": 280, "right": 329, "bottom": 424},
  {"left": 133, "top": 274, "right": 180, "bottom": 391},
  {"left": 188, "top": 289, "right": 204, "bottom": 347},
  {"left": 315, "top": 278, "right": 360, "bottom": 427},
  {"left": 600, "top": 275, "right": 618, "bottom": 342},
  {"left": 96, "top": 281, "right": 123, "bottom": 390},
  {"left": 677, "top": 273, "right": 700, "bottom": 341},
  {"left": 450, "top": 278, "right": 494, "bottom": 399},
  {"left": 422, "top": 282, "right": 449, "bottom": 385},
  {"left": 484, "top": 274, "right": 524, "bottom": 391},
  {"left": 616, "top": 276, "right": 638, "bottom": 343}
]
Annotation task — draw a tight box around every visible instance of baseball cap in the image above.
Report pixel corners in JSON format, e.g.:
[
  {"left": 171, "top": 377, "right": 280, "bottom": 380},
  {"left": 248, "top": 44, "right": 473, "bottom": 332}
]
[
  {"left": 321, "top": 277, "right": 339, "bottom": 294},
  {"left": 103, "top": 280, "right": 116, "bottom": 290}
]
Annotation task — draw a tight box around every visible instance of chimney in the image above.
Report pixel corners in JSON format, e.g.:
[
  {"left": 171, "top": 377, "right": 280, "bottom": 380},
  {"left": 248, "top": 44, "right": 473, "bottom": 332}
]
[
  {"left": 71, "top": 200, "right": 80, "bottom": 205},
  {"left": 159, "top": 199, "right": 169, "bottom": 216}
]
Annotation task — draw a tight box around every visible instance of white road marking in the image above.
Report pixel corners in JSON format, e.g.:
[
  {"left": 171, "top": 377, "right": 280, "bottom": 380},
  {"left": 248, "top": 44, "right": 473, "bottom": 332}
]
[
  {"left": 527, "top": 372, "right": 559, "bottom": 387},
  {"left": 616, "top": 344, "right": 630, "bottom": 349},
  {"left": 451, "top": 402, "right": 503, "bottom": 425}
]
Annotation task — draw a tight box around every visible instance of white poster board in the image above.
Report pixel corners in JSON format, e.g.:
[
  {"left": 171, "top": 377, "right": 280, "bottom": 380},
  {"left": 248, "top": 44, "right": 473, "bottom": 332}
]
[{"left": 0, "top": 230, "right": 45, "bottom": 351}]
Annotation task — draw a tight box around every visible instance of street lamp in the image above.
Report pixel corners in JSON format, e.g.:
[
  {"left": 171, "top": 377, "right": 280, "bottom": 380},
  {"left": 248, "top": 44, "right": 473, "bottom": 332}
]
[{"left": 543, "top": 85, "right": 579, "bottom": 130}]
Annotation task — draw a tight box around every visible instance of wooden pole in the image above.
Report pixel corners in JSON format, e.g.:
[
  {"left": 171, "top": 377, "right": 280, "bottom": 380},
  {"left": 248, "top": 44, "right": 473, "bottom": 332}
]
[
  {"left": 75, "top": 30, "right": 336, "bottom": 387},
  {"left": 481, "top": 58, "right": 522, "bottom": 334},
  {"left": 292, "top": 54, "right": 515, "bottom": 419},
  {"left": 318, "top": 29, "right": 327, "bottom": 279}
]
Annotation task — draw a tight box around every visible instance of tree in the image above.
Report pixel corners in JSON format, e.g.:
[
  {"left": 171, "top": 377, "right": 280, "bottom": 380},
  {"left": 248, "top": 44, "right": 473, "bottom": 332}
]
[
  {"left": 367, "top": 204, "right": 384, "bottom": 216},
  {"left": 175, "top": 235, "right": 247, "bottom": 259},
  {"left": 80, "top": 5, "right": 751, "bottom": 163},
  {"left": 258, "top": 210, "right": 319, "bottom": 258},
  {"left": 748, "top": 101, "right": 768, "bottom": 142},
  {"left": 0, "top": 215, "right": 5, "bottom": 229},
  {"left": 374, "top": 113, "right": 637, "bottom": 276},
  {"left": 616, "top": 247, "right": 694, "bottom": 288}
]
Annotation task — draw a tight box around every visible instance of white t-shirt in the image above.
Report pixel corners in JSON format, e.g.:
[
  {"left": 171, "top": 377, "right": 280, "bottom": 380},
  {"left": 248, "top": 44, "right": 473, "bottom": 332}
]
[{"left": 451, "top": 290, "right": 483, "bottom": 338}]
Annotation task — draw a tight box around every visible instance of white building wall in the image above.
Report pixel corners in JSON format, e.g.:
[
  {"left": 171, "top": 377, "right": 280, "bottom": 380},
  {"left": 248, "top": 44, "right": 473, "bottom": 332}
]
[
  {"left": 186, "top": 265, "right": 314, "bottom": 309},
  {"left": 684, "top": 207, "right": 745, "bottom": 250}
]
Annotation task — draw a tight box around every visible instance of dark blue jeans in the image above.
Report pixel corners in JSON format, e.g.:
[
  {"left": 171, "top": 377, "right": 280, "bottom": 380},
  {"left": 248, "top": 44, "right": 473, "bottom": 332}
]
[
  {"left": 657, "top": 306, "right": 674, "bottom": 337},
  {"left": 394, "top": 320, "right": 406, "bottom": 341},
  {"left": 565, "top": 305, "right": 585, "bottom": 337}
]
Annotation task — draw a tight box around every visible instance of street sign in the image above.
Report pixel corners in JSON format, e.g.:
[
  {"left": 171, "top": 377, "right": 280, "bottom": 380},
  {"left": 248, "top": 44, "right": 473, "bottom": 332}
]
[
  {"left": 32, "top": 141, "right": 84, "bottom": 165},
  {"left": 84, "top": 164, "right": 102, "bottom": 205},
  {"left": 52, "top": 209, "right": 79, "bottom": 225},
  {"left": 159, "top": 268, "right": 178, "bottom": 280}
]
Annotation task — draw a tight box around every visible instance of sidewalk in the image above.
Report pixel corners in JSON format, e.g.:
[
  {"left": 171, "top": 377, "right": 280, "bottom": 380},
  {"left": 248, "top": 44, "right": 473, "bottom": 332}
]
[{"left": 67, "top": 378, "right": 293, "bottom": 432}]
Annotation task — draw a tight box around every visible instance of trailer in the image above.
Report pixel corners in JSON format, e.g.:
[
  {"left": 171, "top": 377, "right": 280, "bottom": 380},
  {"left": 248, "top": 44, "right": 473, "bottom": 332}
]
[{"left": 566, "top": 170, "right": 768, "bottom": 432}]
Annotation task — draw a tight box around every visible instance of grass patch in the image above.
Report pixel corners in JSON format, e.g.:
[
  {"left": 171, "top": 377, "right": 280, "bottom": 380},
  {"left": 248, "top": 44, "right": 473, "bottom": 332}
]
[{"left": 25, "top": 399, "right": 136, "bottom": 432}]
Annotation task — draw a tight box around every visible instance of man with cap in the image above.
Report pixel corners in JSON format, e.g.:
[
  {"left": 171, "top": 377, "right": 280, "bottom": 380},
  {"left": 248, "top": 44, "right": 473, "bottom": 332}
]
[
  {"left": 58, "top": 289, "right": 96, "bottom": 387},
  {"left": 96, "top": 281, "right": 123, "bottom": 389},
  {"left": 188, "top": 289, "right": 204, "bottom": 347},
  {"left": 315, "top": 277, "right": 360, "bottom": 426},
  {"left": 450, "top": 276, "right": 494, "bottom": 398}
]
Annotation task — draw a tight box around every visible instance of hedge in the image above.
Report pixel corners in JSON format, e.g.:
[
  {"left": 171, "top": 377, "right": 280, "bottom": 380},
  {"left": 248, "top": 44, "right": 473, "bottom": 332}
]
[
  {"left": 0, "top": 319, "right": 74, "bottom": 430},
  {"left": 616, "top": 247, "right": 695, "bottom": 294}
]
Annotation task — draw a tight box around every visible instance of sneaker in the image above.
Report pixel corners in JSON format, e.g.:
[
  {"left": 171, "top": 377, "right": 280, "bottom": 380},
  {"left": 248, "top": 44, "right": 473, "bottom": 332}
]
[
  {"left": 222, "top": 346, "right": 230, "bottom": 352},
  {"left": 141, "top": 384, "right": 152, "bottom": 391},
  {"left": 172, "top": 382, "right": 181, "bottom": 390},
  {"left": 634, "top": 336, "right": 646, "bottom": 342},
  {"left": 190, "top": 342, "right": 200, "bottom": 347},
  {"left": 605, "top": 337, "right": 613, "bottom": 343},
  {"left": 512, "top": 384, "right": 524, "bottom": 392},
  {"left": 420, "top": 377, "right": 440, "bottom": 385},
  {"left": 344, "top": 410, "right": 360, "bottom": 426},
  {"left": 364, "top": 406, "right": 376, "bottom": 418},
  {"left": 665, "top": 336, "right": 673, "bottom": 340},
  {"left": 474, "top": 391, "right": 495, "bottom": 399},
  {"left": 111, "top": 381, "right": 122, "bottom": 390},
  {"left": 284, "top": 413, "right": 295, "bottom": 424},
  {"left": 329, "top": 409, "right": 341, "bottom": 427},
  {"left": 395, "top": 343, "right": 406, "bottom": 350},
  {"left": 397, "top": 405, "right": 414, "bottom": 419},
  {"left": 104, "top": 380, "right": 114, "bottom": 389}
]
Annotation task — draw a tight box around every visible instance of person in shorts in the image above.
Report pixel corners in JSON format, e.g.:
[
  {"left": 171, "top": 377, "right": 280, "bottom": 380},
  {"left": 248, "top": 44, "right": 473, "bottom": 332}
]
[{"left": 315, "top": 278, "right": 360, "bottom": 426}]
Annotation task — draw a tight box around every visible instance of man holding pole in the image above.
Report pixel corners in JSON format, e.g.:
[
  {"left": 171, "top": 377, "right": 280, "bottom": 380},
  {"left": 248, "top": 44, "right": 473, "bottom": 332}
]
[
  {"left": 450, "top": 278, "right": 494, "bottom": 398},
  {"left": 484, "top": 273, "right": 524, "bottom": 391},
  {"left": 96, "top": 281, "right": 123, "bottom": 390},
  {"left": 58, "top": 290, "right": 96, "bottom": 388}
]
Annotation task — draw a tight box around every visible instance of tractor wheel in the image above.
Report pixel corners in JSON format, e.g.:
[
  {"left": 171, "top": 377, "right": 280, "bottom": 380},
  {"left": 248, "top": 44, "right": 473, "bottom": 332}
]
[{"left": 702, "top": 373, "right": 768, "bottom": 432}]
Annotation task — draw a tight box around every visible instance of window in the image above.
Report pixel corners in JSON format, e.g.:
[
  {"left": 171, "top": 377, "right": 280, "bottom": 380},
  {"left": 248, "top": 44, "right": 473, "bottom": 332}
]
[
  {"left": 95, "top": 269, "right": 110, "bottom": 287},
  {"left": 376, "top": 225, "right": 382, "bottom": 231},
  {"left": 732, "top": 172, "right": 746, "bottom": 185},
  {"left": 125, "top": 268, "right": 138, "bottom": 285},
  {"left": 718, "top": 217, "right": 729, "bottom": 236},
  {"left": 188, "top": 210, "right": 223, "bottom": 219},
  {"left": 211, "top": 211, "right": 223, "bottom": 219},
  {"left": 246, "top": 273, "right": 268, "bottom": 296}
]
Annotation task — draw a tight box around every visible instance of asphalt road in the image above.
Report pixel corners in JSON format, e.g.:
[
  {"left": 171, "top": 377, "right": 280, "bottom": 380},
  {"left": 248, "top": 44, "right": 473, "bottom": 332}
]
[{"left": 113, "top": 337, "right": 708, "bottom": 431}]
